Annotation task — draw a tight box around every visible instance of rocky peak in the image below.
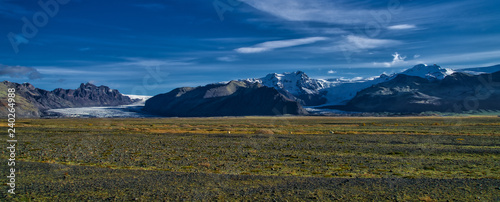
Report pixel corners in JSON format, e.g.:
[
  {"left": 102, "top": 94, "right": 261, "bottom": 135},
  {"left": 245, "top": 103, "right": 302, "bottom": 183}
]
[
  {"left": 79, "top": 82, "right": 100, "bottom": 90},
  {"left": 21, "top": 82, "right": 36, "bottom": 90}
]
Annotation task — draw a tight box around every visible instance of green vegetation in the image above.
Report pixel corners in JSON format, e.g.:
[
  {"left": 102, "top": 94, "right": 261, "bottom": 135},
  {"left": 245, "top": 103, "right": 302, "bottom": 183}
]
[
  {"left": 0, "top": 83, "right": 40, "bottom": 117},
  {"left": 1, "top": 116, "right": 499, "bottom": 201}
]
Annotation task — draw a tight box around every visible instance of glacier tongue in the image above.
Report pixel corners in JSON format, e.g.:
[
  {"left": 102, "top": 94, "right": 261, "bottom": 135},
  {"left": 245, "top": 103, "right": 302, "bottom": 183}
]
[{"left": 47, "top": 94, "right": 154, "bottom": 118}]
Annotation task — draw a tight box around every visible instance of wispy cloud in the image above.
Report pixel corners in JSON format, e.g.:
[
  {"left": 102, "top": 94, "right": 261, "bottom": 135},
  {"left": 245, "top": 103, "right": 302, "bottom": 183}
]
[
  {"left": 118, "top": 58, "right": 195, "bottom": 67},
  {"left": 235, "top": 37, "right": 328, "bottom": 54},
  {"left": 327, "top": 70, "right": 336, "bottom": 74},
  {"left": 36, "top": 58, "right": 195, "bottom": 78},
  {"left": 55, "top": 79, "right": 66, "bottom": 83},
  {"left": 0, "top": 1, "right": 32, "bottom": 19},
  {"left": 0, "top": 64, "right": 42, "bottom": 80},
  {"left": 340, "top": 35, "right": 401, "bottom": 52},
  {"left": 36, "top": 67, "right": 103, "bottom": 76},
  {"left": 217, "top": 55, "right": 238, "bottom": 62},
  {"left": 241, "top": 0, "right": 372, "bottom": 25},
  {"left": 388, "top": 24, "right": 417, "bottom": 30}
]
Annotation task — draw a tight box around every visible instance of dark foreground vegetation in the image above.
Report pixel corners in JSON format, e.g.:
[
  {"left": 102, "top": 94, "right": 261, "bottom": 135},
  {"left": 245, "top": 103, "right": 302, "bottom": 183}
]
[{"left": 1, "top": 116, "right": 499, "bottom": 201}]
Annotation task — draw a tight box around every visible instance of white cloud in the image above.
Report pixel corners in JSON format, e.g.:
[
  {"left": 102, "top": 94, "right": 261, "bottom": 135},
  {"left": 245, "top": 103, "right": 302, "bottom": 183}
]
[
  {"left": 414, "top": 54, "right": 421, "bottom": 59},
  {"left": 374, "top": 52, "right": 408, "bottom": 67},
  {"left": 327, "top": 70, "right": 336, "bottom": 74},
  {"left": 235, "top": 37, "right": 328, "bottom": 54},
  {"left": 340, "top": 35, "right": 401, "bottom": 52},
  {"left": 241, "top": 0, "right": 374, "bottom": 25},
  {"left": 388, "top": 24, "right": 417, "bottom": 30},
  {"left": 241, "top": 0, "right": 470, "bottom": 28},
  {"left": 36, "top": 67, "right": 105, "bottom": 77},
  {"left": 347, "top": 35, "right": 397, "bottom": 49}
]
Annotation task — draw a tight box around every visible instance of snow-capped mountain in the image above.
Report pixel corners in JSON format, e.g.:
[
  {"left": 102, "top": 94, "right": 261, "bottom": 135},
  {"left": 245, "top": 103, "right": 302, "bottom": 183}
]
[
  {"left": 322, "top": 64, "right": 458, "bottom": 105},
  {"left": 400, "top": 64, "right": 454, "bottom": 80},
  {"left": 244, "top": 71, "right": 330, "bottom": 106},
  {"left": 241, "top": 64, "right": 459, "bottom": 106},
  {"left": 238, "top": 63, "right": 493, "bottom": 107},
  {"left": 246, "top": 71, "right": 328, "bottom": 95}
]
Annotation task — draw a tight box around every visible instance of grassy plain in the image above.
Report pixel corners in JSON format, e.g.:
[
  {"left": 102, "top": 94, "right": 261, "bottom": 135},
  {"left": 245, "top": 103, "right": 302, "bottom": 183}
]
[{"left": 1, "top": 116, "right": 499, "bottom": 201}]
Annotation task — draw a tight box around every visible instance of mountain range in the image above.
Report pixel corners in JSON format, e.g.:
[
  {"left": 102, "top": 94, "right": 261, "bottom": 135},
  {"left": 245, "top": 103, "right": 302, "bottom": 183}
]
[
  {"left": 0, "top": 81, "right": 137, "bottom": 118},
  {"left": 2, "top": 63, "right": 499, "bottom": 118},
  {"left": 143, "top": 63, "right": 499, "bottom": 117},
  {"left": 244, "top": 64, "right": 462, "bottom": 106}
]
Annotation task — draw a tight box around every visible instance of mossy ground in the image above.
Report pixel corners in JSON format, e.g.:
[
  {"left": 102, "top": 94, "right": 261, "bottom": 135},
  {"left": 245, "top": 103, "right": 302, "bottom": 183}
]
[{"left": 1, "top": 116, "right": 499, "bottom": 201}]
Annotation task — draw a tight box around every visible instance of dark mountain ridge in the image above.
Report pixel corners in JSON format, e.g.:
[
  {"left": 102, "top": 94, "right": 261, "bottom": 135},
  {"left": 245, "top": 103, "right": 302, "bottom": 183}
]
[
  {"left": 143, "top": 80, "right": 308, "bottom": 117},
  {"left": 0, "top": 81, "right": 136, "bottom": 117},
  {"left": 334, "top": 71, "right": 500, "bottom": 113}
]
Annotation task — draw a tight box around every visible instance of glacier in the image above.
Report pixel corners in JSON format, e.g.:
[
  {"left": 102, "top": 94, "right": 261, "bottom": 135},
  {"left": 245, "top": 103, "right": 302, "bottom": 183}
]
[{"left": 46, "top": 95, "right": 153, "bottom": 118}]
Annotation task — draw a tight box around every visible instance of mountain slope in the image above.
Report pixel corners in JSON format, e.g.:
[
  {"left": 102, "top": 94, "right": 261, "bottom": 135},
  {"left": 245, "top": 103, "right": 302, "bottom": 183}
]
[
  {"left": 0, "top": 81, "right": 136, "bottom": 118},
  {"left": 143, "top": 80, "right": 308, "bottom": 117},
  {"left": 337, "top": 71, "right": 500, "bottom": 113}
]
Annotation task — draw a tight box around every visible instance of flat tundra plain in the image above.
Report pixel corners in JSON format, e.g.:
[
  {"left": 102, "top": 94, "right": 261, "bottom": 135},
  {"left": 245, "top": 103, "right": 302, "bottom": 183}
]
[{"left": 1, "top": 116, "right": 499, "bottom": 201}]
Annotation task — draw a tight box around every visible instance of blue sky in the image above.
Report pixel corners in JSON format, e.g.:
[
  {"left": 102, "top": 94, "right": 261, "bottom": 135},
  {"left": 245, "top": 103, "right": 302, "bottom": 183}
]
[{"left": 1, "top": 0, "right": 499, "bottom": 95}]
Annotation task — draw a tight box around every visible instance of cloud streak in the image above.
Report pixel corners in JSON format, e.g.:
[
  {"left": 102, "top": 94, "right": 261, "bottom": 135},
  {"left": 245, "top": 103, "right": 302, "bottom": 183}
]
[
  {"left": 388, "top": 24, "right": 416, "bottom": 30},
  {"left": 0, "top": 1, "right": 32, "bottom": 19},
  {"left": 217, "top": 55, "right": 238, "bottom": 62},
  {"left": 0, "top": 64, "right": 42, "bottom": 80},
  {"left": 241, "top": 0, "right": 373, "bottom": 25},
  {"left": 235, "top": 37, "right": 328, "bottom": 54},
  {"left": 339, "top": 35, "right": 401, "bottom": 52}
]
